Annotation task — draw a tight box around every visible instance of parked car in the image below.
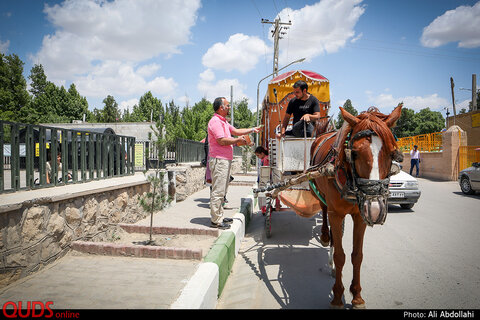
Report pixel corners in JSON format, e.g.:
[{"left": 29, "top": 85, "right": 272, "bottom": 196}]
[
  {"left": 388, "top": 169, "right": 421, "bottom": 209},
  {"left": 458, "top": 162, "right": 480, "bottom": 195}
]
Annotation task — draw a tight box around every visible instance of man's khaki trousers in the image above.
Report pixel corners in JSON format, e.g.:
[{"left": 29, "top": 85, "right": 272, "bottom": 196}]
[{"left": 209, "top": 158, "right": 232, "bottom": 224}]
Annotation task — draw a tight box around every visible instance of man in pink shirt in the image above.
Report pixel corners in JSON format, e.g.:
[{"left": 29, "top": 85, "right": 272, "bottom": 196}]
[{"left": 208, "top": 97, "right": 260, "bottom": 229}]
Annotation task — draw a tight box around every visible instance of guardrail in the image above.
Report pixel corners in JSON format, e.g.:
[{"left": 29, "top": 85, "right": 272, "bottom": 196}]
[
  {"left": 1, "top": 120, "right": 135, "bottom": 193},
  {"left": 397, "top": 132, "right": 443, "bottom": 152}
]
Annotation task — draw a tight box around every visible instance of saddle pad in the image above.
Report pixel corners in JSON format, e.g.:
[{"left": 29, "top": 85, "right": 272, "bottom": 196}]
[{"left": 278, "top": 189, "right": 322, "bottom": 218}]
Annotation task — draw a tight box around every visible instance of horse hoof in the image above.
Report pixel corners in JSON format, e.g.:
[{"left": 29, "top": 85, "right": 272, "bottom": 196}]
[
  {"left": 320, "top": 238, "right": 330, "bottom": 247},
  {"left": 352, "top": 303, "right": 366, "bottom": 309},
  {"left": 329, "top": 303, "right": 344, "bottom": 309}
]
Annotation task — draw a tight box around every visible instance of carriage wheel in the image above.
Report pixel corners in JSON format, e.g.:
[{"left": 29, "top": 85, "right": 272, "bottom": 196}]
[{"left": 265, "top": 202, "right": 273, "bottom": 238}]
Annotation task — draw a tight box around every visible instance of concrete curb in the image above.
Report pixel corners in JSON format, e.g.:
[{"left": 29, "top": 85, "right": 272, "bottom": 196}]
[{"left": 170, "top": 194, "right": 254, "bottom": 309}]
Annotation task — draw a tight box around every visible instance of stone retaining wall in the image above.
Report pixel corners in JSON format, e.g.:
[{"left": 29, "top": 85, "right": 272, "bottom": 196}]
[
  {"left": 170, "top": 158, "right": 242, "bottom": 202},
  {"left": 0, "top": 182, "right": 150, "bottom": 288},
  {"left": 0, "top": 158, "right": 242, "bottom": 288}
]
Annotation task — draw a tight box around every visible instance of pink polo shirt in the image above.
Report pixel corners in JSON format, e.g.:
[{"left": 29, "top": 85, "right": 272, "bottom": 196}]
[{"left": 208, "top": 113, "right": 235, "bottom": 160}]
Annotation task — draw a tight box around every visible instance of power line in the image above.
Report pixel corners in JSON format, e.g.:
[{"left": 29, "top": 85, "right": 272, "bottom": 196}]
[
  {"left": 250, "top": 0, "right": 262, "bottom": 19},
  {"left": 278, "top": 35, "right": 480, "bottom": 63},
  {"left": 344, "top": 42, "right": 480, "bottom": 63}
]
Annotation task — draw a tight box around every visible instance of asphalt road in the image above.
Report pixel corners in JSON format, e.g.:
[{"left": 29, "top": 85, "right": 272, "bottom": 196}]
[{"left": 217, "top": 177, "right": 480, "bottom": 309}]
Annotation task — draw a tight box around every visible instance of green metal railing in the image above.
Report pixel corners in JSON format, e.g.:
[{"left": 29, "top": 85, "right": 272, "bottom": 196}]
[
  {"left": 174, "top": 138, "right": 206, "bottom": 163},
  {"left": 173, "top": 138, "right": 243, "bottom": 163},
  {"left": 1, "top": 121, "right": 136, "bottom": 194}
]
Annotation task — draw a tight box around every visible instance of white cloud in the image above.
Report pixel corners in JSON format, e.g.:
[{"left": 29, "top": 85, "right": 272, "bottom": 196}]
[
  {"left": 456, "top": 99, "right": 471, "bottom": 111},
  {"left": 119, "top": 98, "right": 139, "bottom": 112},
  {"left": 275, "top": 0, "right": 365, "bottom": 63},
  {"left": 74, "top": 60, "right": 177, "bottom": 99},
  {"left": 421, "top": 2, "right": 480, "bottom": 48},
  {"left": 351, "top": 32, "right": 363, "bottom": 43},
  {"left": 31, "top": 0, "right": 200, "bottom": 100},
  {"left": 202, "top": 33, "right": 270, "bottom": 73},
  {"left": 136, "top": 63, "right": 161, "bottom": 78},
  {"left": 0, "top": 39, "right": 10, "bottom": 53},
  {"left": 199, "top": 68, "right": 215, "bottom": 82},
  {"left": 366, "top": 91, "right": 449, "bottom": 112},
  {"left": 197, "top": 70, "right": 250, "bottom": 105}
]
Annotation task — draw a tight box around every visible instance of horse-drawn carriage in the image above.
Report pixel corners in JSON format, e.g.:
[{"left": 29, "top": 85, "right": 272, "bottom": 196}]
[
  {"left": 255, "top": 69, "right": 332, "bottom": 238},
  {"left": 253, "top": 69, "right": 404, "bottom": 308}
]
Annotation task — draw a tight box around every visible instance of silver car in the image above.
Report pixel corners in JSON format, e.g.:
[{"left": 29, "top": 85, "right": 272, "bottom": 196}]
[
  {"left": 458, "top": 162, "right": 480, "bottom": 195},
  {"left": 388, "top": 170, "right": 421, "bottom": 209}
]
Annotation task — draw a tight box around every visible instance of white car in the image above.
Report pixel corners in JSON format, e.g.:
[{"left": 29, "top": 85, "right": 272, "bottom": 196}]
[{"left": 388, "top": 170, "right": 421, "bottom": 209}]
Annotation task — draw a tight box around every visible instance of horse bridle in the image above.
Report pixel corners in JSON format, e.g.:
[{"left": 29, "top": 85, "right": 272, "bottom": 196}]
[{"left": 342, "top": 129, "right": 400, "bottom": 226}]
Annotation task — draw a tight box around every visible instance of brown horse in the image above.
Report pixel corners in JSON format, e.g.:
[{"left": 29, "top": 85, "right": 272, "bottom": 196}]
[{"left": 310, "top": 103, "right": 403, "bottom": 308}]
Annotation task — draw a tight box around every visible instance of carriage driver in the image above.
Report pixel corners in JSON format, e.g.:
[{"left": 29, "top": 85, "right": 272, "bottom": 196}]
[{"left": 276, "top": 80, "right": 322, "bottom": 139}]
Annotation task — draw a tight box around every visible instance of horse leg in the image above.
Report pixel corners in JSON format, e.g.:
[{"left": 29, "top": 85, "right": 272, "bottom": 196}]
[
  {"left": 320, "top": 204, "right": 330, "bottom": 247},
  {"left": 350, "top": 213, "right": 367, "bottom": 309},
  {"left": 329, "top": 212, "right": 346, "bottom": 308}
]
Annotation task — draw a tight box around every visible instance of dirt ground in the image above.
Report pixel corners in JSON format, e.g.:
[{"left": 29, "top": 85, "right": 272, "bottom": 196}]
[{"left": 109, "top": 227, "right": 217, "bottom": 258}]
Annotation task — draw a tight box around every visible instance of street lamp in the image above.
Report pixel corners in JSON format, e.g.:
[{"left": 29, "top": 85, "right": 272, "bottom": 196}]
[
  {"left": 254, "top": 57, "right": 305, "bottom": 168},
  {"left": 256, "top": 57, "right": 306, "bottom": 130}
]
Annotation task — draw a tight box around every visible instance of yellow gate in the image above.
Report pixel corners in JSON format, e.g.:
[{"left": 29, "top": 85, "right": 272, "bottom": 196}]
[{"left": 459, "top": 146, "right": 480, "bottom": 172}]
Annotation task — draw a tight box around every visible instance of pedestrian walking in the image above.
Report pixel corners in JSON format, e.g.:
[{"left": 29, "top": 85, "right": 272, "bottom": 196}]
[{"left": 410, "top": 145, "right": 421, "bottom": 177}]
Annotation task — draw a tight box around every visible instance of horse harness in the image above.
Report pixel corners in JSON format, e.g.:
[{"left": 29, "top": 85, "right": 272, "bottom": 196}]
[{"left": 309, "top": 127, "right": 400, "bottom": 226}]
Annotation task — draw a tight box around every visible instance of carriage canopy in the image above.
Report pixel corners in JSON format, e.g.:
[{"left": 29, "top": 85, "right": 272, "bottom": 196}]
[{"left": 260, "top": 70, "right": 330, "bottom": 146}]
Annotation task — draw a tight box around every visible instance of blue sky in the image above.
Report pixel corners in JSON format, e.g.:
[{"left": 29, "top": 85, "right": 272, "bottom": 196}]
[{"left": 1, "top": 0, "right": 479, "bottom": 120}]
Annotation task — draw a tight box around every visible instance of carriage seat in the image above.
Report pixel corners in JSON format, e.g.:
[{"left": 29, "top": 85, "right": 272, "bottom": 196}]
[{"left": 277, "top": 116, "right": 334, "bottom": 139}]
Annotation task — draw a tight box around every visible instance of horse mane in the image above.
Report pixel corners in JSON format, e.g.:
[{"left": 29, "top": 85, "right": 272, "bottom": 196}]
[{"left": 336, "top": 107, "right": 398, "bottom": 166}]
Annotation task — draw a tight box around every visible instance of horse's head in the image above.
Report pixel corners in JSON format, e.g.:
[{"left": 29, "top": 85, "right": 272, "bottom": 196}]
[{"left": 338, "top": 103, "right": 403, "bottom": 226}]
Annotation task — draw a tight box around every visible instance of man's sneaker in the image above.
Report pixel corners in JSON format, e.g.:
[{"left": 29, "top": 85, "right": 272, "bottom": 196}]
[
  {"left": 223, "top": 217, "right": 233, "bottom": 224},
  {"left": 210, "top": 222, "right": 231, "bottom": 229}
]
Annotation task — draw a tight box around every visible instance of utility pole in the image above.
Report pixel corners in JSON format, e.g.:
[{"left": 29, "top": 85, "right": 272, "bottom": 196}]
[
  {"left": 261, "top": 18, "right": 292, "bottom": 77},
  {"left": 230, "top": 85, "right": 234, "bottom": 126},
  {"left": 450, "top": 77, "right": 456, "bottom": 126},
  {"left": 472, "top": 74, "right": 477, "bottom": 111}
]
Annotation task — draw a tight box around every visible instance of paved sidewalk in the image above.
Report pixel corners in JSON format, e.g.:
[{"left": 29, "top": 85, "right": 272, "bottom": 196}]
[{"left": 0, "top": 173, "right": 257, "bottom": 309}]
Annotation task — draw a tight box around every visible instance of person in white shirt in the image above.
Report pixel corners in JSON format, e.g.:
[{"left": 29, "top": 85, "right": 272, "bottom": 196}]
[{"left": 410, "top": 145, "right": 421, "bottom": 177}]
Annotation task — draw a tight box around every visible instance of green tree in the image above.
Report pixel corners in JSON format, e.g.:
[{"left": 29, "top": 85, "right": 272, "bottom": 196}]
[
  {"left": 180, "top": 98, "right": 213, "bottom": 141},
  {"left": 164, "top": 100, "right": 183, "bottom": 143},
  {"left": 102, "top": 95, "right": 120, "bottom": 122},
  {"left": 233, "top": 98, "right": 255, "bottom": 129},
  {"left": 392, "top": 107, "right": 416, "bottom": 138},
  {"left": 0, "top": 53, "right": 31, "bottom": 122},
  {"left": 66, "top": 83, "right": 89, "bottom": 121},
  {"left": 413, "top": 108, "right": 444, "bottom": 135},
  {"left": 89, "top": 108, "right": 104, "bottom": 122},
  {"left": 139, "top": 118, "right": 171, "bottom": 245},
  {"left": 25, "top": 63, "right": 90, "bottom": 124},
  {"left": 336, "top": 99, "right": 357, "bottom": 129},
  {"left": 28, "top": 64, "right": 48, "bottom": 98},
  {"left": 131, "top": 91, "right": 164, "bottom": 122}
]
